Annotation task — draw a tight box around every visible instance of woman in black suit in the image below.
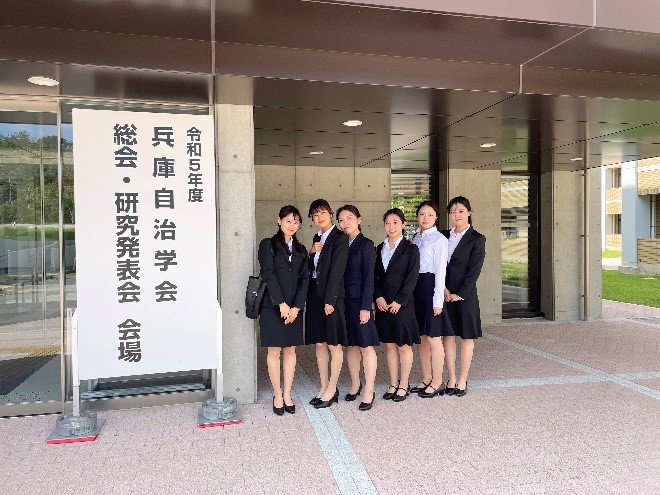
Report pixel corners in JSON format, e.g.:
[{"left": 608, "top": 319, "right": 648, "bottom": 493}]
[
  {"left": 336, "top": 205, "right": 379, "bottom": 411},
  {"left": 306, "top": 199, "right": 349, "bottom": 409},
  {"left": 258, "top": 205, "right": 309, "bottom": 415},
  {"left": 442, "top": 196, "right": 486, "bottom": 397},
  {"left": 374, "top": 208, "right": 420, "bottom": 402}
]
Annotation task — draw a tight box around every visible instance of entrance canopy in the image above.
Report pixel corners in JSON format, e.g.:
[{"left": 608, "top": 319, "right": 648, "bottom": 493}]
[{"left": 1, "top": 0, "right": 660, "bottom": 173}]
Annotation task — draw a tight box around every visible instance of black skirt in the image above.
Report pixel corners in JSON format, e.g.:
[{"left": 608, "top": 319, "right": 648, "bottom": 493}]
[
  {"left": 445, "top": 294, "right": 482, "bottom": 340},
  {"left": 345, "top": 298, "right": 380, "bottom": 348},
  {"left": 259, "top": 305, "right": 304, "bottom": 348},
  {"left": 305, "top": 279, "right": 348, "bottom": 346},
  {"left": 375, "top": 303, "right": 420, "bottom": 347},
  {"left": 414, "top": 273, "right": 454, "bottom": 337}
]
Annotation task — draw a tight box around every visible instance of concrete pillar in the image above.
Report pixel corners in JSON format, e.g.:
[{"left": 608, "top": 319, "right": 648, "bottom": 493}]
[
  {"left": 621, "top": 161, "right": 650, "bottom": 271},
  {"left": 601, "top": 166, "right": 607, "bottom": 248},
  {"left": 587, "top": 167, "right": 603, "bottom": 320},
  {"left": 541, "top": 171, "right": 583, "bottom": 321},
  {"left": 447, "top": 168, "right": 501, "bottom": 325},
  {"left": 539, "top": 165, "right": 601, "bottom": 321},
  {"left": 216, "top": 104, "right": 257, "bottom": 404}
]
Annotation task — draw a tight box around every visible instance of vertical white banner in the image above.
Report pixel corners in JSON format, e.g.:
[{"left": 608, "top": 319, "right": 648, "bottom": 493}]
[{"left": 73, "top": 109, "right": 217, "bottom": 379}]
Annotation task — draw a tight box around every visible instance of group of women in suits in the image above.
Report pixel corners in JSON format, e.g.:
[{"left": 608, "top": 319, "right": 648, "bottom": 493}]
[{"left": 257, "top": 196, "right": 485, "bottom": 415}]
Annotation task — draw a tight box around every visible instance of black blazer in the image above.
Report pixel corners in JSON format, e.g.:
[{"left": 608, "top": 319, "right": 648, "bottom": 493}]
[
  {"left": 308, "top": 226, "right": 349, "bottom": 305},
  {"left": 343, "top": 233, "right": 376, "bottom": 311},
  {"left": 374, "top": 239, "right": 420, "bottom": 307},
  {"left": 259, "top": 236, "right": 309, "bottom": 310},
  {"left": 442, "top": 227, "right": 486, "bottom": 300}
]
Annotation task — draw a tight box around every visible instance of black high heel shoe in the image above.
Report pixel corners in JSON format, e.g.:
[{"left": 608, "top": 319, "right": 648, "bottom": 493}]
[
  {"left": 359, "top": 393, "right": 376, "bottom": 411},
  {"left": 314, "top": 388, "right": 339, "bottom": 409},
  {"left": 283, "top": 399, "right": 296, "bottom": 414},
  {"left": 345, "top": 383, "right": 363, "bottom": 402},
  {"left": 419, "top": 383, "right": 445, "bottom": 398},
  {"left": 445, "top": 381, "right": 457, "bottom": 396},
  {"left": 455, "top": 382, "right": 468, "bottom": 397},
  {"left": 391, "top": 386, "right": 410, "bottom": 402},
  {"left": 272, "top": 396, "right": 284, "bottom": 416},
  {"left": 309, "top": 397, "right": 322, "bottom": 406},
  {"left": 410, "top": 381, "right": 430, "bottom": 394},
  {"left": 382, "top": 384, "right": 398, "bottom": 400}
]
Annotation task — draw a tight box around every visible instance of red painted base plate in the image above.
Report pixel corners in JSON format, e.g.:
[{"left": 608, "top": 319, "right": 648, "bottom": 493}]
[{"left": 46, "top": 419, "right": 106, "bottom": 444}]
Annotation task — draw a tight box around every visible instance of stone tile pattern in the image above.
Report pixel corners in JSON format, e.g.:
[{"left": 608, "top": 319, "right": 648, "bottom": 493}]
[{"left": 2, "top": 316, "right": 660, "bottom": 494}]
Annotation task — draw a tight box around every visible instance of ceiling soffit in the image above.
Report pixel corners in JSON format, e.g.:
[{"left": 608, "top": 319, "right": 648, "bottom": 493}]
[{"left": 1, "top": 1, "right": 659, "bottom": 173}]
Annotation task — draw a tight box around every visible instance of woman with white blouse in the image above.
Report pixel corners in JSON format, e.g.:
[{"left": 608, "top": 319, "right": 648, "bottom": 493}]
[{"left": 411, "top": 201, "right": 453, "bottom": 398}]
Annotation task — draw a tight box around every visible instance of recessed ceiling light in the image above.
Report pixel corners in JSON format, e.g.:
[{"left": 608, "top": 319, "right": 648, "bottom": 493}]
[
  {"left": 570, "top": 157, "right": 584, "bottom": 162},
  {"left": 343, "top": 120, "right": 362, "bottom": 127},
  {"left": 309, "top": 151, "right": 324, "bottom": 155},
  {"left": 480, "top": 142, "right": 497, "bottom": 148},
  {"left": 28, "top": 76, "right": 59, "bottom": 87}
]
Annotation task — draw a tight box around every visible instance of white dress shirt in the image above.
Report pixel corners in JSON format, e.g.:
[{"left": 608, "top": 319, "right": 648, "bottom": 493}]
[
  {"left": 286, "top": 238, "right": 293, "bottom": 262},
  {"left": 412, "top": 226, "right": 448, "bottom": 308},
  {"left": 448, "top": 225, "right": 471, "bottom": 260},
  {"left": 381, "top": 235, "right": 404, "bottom": 271},
  {"left": 313, "top": 224, "right": 335, "bottom": 278}
]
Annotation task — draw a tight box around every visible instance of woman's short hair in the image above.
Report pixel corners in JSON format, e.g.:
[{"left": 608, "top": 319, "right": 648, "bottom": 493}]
[{"left": 308, "top": 199, "right": 333, "bottom": 218}]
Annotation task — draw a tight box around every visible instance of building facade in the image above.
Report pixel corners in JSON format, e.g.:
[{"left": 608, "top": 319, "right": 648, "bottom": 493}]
[
  {"left": 603, "top": 158, "right": 660, "bottom": 273},
  {"left": 2, "top": 0, "right": 660, "bottom": 416}
]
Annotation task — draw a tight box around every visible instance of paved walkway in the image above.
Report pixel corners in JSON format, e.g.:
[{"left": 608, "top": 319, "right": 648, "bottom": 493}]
[{"left": 2, "top": 306, "right": 660, "bottom": 494}]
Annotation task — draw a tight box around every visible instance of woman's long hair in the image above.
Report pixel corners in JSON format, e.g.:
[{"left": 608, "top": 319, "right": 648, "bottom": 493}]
[{"left": 276, "top": 205, "right": 308, "bottom": 259}]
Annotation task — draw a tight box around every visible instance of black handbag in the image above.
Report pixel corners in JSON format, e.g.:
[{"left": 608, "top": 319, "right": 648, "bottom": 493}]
[
  {"left": 245, "top": 275, "right": 266, "bottom": 319},
  {"left": 245, "top": 238, "right": 275, "bottom": 319}
]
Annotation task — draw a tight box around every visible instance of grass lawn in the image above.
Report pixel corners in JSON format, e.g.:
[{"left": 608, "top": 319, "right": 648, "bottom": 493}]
[
  {"left": 602, "top": 270, "right": 660, "bottom": 307},
  {"left": 602, "top": 250, "right": 622, "bottom": 258},
  {"left": 502, "top": 261, "right": 528, "bottom": 288}
]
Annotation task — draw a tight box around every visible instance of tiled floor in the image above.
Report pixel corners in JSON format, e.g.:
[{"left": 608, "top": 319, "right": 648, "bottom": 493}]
[{"left": 2, "top": 304, "right": 660, "bottom": 494}]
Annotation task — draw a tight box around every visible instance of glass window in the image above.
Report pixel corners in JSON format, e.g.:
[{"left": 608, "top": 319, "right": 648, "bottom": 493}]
[
  {"left": 0, "top": 109, "right": 62, "bottom": 409},
  {"left": 501, "top": 175, "right": 541, "bottom": 317}
]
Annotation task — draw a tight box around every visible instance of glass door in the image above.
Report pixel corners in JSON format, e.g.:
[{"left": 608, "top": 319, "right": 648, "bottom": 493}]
[
  {"left": 501, "top": 174, "right": 541, "bottom": 317},
  {"left": 0, "top": 108, "right": 63, "bottom": 414}
]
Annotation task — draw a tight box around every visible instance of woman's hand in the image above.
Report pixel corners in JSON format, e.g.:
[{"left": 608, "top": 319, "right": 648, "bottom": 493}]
[
  {"left": 359, "top": 309, "right": 371, "bottom": 324},
  {"left": 376, "top": 297, "right": 388, "bottom": 312},
  {"left": 388, "top": 301, "right": 401, "bottom": 314},
  {"left": 447, "top": 293, "right": 462, "bottom": 302},
  {"left": 444, "top": 287, "right": 451, "bottom": 302},
  {"left": 324, "top": 304, "right": 335, "bottom": 316},
  {"left": 284, "top": 307, "right": 300, "bottom": 325},
  {"left": 309, "top": 242, "right": 322, "bottom": 254},
  {"left": 433, "top": 306, "right": 443, "bottom": 316},
  {"left": 279, "top": 302, "right": 291, "bottom": 320}
]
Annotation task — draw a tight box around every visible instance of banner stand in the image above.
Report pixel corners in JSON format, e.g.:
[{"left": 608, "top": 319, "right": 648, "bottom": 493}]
[
  {"left": 47, "top": 309, "right": 105, "bottom": 444},
  {"left": 197, "top": 304, "right": 242, "bottom": 428}
]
